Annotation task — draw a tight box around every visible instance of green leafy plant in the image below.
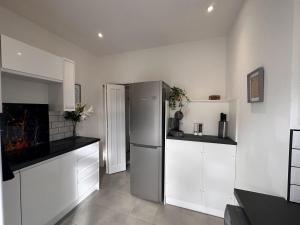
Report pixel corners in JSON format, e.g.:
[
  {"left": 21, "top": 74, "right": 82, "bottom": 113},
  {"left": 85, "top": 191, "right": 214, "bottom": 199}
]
[
  {"left": 64, "top": 104, "right": 94, "bottom": 136},
  {"left": 169, "top": 86, "right": 190, "bottom": 110}
]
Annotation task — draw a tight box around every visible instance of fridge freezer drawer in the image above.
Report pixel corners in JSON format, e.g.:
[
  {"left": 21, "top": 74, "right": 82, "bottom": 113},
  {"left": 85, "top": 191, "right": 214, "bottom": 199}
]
[{"left": 130, "top": 144, "right": 162, "bottom": 202}]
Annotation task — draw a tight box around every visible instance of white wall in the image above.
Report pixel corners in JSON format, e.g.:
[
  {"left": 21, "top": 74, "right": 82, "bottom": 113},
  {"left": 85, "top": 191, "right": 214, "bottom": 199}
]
[
  {"left": 0, "top": 6, "right": 100, "bottom": 138},
  {"left": 98, "top": 38, "right": 227, "bottom": 100},
  {"left": 2, "top": 74, "right": 49, "bottom": 104},
  {"left": 97, "top": 38, "right": 227, "bottom": 136},
  {"left": 178, "top": 102, "right": 229, "bottom": 135},
  {"left": 290, "top": 0, "right": 300, "bottom": 128},
  {"left": 227, "top": 0, "right": 294, "bottom": 197}
]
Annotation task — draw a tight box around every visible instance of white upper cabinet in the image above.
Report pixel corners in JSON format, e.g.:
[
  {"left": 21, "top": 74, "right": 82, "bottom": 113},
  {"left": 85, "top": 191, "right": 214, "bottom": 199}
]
[
  {"left": 1, "top": 35, "right": 63, "bottom": 82},
  {"left": 63, "top": 59, "right": 75, "bottom": 111}
]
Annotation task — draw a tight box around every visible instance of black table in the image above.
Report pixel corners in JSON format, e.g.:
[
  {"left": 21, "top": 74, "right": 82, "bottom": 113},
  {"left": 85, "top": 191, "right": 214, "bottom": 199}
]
[{"left": 235, "top": 188, "right": 300, "bottom": 225}]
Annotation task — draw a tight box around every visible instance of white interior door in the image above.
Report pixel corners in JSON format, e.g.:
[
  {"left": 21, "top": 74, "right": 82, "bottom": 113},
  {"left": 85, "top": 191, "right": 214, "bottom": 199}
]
[{"left": 105, "top": 84, "right": 126, "bottom": 174}]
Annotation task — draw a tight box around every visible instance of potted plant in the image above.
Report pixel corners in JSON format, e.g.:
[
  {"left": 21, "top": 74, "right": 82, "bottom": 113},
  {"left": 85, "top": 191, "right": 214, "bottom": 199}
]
[
  {"left": 168, "top": 87, "right": 190, "bottom": 137},
  {"left": 64, "top": 104, "right": 94, "bottom": 137},
  {"left": 169, "top": 86, "right": 190, "bottom": 111}
]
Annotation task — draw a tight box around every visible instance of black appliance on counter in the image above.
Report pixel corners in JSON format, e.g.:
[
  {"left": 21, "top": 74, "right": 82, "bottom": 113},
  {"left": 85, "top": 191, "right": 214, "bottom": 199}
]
[
  {"left": 1, "top": 103, "right": 49, "bottom": 181},
  {"left": 168, "top": 111, "right": 184, "bottom": 137}
]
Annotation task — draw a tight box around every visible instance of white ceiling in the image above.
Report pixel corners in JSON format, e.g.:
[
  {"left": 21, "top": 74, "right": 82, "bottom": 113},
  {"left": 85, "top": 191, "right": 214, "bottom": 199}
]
[{"left": 0, "top": 0, "right": 244, "bottom": 56}]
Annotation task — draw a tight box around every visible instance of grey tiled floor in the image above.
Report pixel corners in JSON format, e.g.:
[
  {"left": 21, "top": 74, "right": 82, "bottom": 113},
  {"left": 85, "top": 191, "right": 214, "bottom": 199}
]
[{"left": 57, "top": 170, "right": 224, "bottom": 225}]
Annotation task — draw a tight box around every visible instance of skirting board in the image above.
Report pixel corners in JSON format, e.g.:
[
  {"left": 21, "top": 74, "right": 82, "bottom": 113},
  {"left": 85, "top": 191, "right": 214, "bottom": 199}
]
[{"left": 166, "top": 197, "right": 224, "bottom": 218}]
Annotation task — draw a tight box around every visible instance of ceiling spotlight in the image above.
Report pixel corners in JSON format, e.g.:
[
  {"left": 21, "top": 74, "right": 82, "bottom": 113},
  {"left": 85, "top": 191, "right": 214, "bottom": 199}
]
[
  {"left": 98, "top": 33, "right": 103, "bottom": 38},
  {"left": 207, "top": 4, "right": 214, "bottom": 13},
  {"left": 17, "top": 52, "right": 22, "bottom": 56}
]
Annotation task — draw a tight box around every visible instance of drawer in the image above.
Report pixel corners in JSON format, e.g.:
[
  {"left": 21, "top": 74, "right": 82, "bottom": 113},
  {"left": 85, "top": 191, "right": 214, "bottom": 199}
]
[
  {"left": 78, "top": 162, "right": 99, "bottom": 181},
  {"left": 77, "top": 151, "right": 99, "bottom": 173},
  {"left": 292, "top": 150, "right": 300, "bottom": 167},
  {"left": 290, "top": 185, "right": 300, "bottom": 203},
  {"left": 291, "top": 167, "right": 300, "bottom": 185},
  {"left": 75, "top": 142, "right": 99, "bottom": 160},
  {"left": 78, "top": 171, "right": 99, "bottom": 197},
  {"left": 293, "top": 131, "right": 300, "bottom": 148}
]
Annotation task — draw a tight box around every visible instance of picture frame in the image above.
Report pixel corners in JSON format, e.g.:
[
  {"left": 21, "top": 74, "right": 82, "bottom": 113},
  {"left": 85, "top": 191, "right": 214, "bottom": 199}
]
[
  {"left": 247, "top": 67, "right": 264, "bottom": 103},
  {"left": 75, "top": 84, "right": 81, "bottom": 105}
]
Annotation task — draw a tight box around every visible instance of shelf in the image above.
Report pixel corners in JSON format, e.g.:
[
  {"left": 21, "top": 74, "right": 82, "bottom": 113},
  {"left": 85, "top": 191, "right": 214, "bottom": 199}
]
[{"left": 189, "top": 99, "right": 229, "bottom": 103}]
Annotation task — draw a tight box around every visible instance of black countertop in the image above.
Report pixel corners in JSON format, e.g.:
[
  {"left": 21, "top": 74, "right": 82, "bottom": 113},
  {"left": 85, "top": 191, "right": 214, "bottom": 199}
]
[
  {"left": 235, "top": 188, "right": 300, "bottom": 225},
  {"left": 6, "top": 136, "right": 100, "bottom": 171},
  {"left": 167, "top": 133, "right": 237, "bottom": 145}
]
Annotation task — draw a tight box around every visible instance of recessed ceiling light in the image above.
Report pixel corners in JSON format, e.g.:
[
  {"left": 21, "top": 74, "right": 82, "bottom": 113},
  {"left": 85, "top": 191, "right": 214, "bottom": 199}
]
[
  {"left": 207, "top": 4, "right": 214, "bottom": 13},
  {"left": 98, "top": 33, "right": 103, "bottom": 38},
  {"left": 17, "top": 52, "right": 22, "bottom": 56}
]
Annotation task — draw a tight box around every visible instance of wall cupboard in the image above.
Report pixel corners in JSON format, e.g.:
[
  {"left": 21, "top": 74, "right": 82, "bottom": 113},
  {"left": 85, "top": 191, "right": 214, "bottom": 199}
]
[
  {"left": 0, "top": 34, "right": 75, "bottom": 112},
  {"left": 1, "top": 35, "right": 63, "bottom": 82},
  {"left": 165, "top": 139, "right": 236, "bottom": 218}
]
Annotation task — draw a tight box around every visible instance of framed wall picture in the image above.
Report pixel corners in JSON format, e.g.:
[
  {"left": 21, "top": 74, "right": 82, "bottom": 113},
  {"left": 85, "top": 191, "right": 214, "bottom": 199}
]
[
  {"left": 75, "top": 84, "right": 81, "bottom": 105},
  {"left": 247, "top": 67, "right": 264, "bottom": 103}
]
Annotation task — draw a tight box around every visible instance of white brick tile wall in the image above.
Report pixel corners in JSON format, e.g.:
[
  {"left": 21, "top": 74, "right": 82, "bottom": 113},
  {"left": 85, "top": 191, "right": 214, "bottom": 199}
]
[{"left": 49, "top": 111, "right": 74, "bottom": 141}]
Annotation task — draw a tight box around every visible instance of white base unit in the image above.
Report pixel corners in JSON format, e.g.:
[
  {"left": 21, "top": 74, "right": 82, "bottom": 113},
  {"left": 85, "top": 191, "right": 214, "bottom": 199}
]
[
  {"left": 2, "top": 172, "right": 22, "bottom": 225},
  {"left": 165, "top": 139, "right": 236, "bottom": 218},
  {"left": 21, "top": 152, "right": 78, "bottom": 225},
  {"left": 2, "top": 141, "right": 100, "bottom": 225}
]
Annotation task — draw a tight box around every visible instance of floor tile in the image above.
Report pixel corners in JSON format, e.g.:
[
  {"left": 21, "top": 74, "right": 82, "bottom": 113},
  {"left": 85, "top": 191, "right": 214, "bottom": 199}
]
[
  {"left": 56, "top": 170, "right": 224, "bottom": 225},
  {"left": 153, "top": 205, "right": 181, "bottom": 225},
  {"left": 130, "top": 199, "right": 160, "bottom": 223},
  {"left": 207, "top": 215, "right": 224, "bottom": 225},
  {"left": 126, "top": 216, "right": 154, "bottom": 225},
  {"left": 179, "top": 208, "right": 209, "bottom": 225}
]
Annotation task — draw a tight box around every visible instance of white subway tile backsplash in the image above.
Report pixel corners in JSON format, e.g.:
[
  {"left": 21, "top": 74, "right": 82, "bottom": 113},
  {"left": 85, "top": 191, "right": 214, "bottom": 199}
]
[{"left": 49, "top": 111, "right": 73, "bottom": 141}]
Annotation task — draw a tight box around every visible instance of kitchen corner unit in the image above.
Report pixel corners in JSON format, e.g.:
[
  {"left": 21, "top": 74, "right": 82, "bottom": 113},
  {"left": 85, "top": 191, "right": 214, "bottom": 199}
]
[
  {"left": 2, "top": 137, "right": 100, "bottom": 225},
  {"left": 165, "top": 134, "right": 237, "bottom": 218}
]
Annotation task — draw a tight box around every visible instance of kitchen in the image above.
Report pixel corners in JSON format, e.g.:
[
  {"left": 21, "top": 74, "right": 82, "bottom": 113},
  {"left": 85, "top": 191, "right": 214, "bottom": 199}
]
[{"left": 0, "top": 0, "right": 300, "bottom": 225}]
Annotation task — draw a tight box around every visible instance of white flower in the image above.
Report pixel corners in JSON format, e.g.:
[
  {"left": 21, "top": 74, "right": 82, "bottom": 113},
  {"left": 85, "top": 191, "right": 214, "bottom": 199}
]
[{"left": 80, "top": 105, "right": 94, "bottom": 121}]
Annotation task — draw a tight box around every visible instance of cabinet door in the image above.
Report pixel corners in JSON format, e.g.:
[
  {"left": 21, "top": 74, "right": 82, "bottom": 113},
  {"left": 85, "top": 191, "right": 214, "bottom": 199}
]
[
  {"left": 2, "top": 172, "right": 22, "bottom": 225},
  {"left": 21, "top": 153, "right": 77, "bottom": 225},
  {"left": 63, "top": 59, "right": 75, "bottom": 111},
  {"left": 1, "top": 35, "right": 63, "bottom": 81},
  {"left": 165, "top": 140, "right": 204, "bottom": 206},
  {"left": 203, "top": 143, "right": 236, "bottom": 216}
]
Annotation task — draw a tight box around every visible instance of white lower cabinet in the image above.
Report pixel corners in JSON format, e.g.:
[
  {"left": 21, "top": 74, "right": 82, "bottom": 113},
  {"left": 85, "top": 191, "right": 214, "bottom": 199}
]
[
  {"left": 165, "top": 140, "right": 204, "bottom": 208},
  {"left": 165, "top": 139, "right": 236, "bottom": 218},
  {"left": 2, "top": 172, "right": 22, "bottom": 225},
  {"left": 21, "top": 152, "right": 77, "bottom": 225},
  {"left": 2, "top": 141, "right": 99, "bottom": 225}
]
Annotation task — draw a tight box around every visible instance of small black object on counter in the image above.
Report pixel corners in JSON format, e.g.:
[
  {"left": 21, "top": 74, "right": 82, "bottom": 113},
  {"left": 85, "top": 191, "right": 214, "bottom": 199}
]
[
  {"left": 168, "top": 110, "right": 184, "bottom": 137},
  {"left": 5, "top": 136, "right": 100, "bottom": 172},
  {"left": 167, "top": 133, "right": 237, "bottom": 145},
  {"left": 218, "top": 112, "right": 228, "bottom": 138}
]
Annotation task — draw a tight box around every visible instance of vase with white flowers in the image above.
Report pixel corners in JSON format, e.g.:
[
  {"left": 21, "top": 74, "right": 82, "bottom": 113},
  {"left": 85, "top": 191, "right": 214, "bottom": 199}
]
[{"left": 64, "top": 104, "right": 94, "bottom": 137}]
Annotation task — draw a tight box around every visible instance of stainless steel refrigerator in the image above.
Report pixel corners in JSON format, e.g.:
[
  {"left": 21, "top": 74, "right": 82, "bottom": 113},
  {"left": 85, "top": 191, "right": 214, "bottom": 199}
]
[{"left": 129, "top": 81, "right": 169, "bottom": 202}]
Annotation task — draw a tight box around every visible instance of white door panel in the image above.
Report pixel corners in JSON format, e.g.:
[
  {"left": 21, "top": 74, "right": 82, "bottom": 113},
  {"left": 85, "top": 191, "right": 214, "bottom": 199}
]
[{"left": 105, "top": 84, "right": 126, "bottom": 174}]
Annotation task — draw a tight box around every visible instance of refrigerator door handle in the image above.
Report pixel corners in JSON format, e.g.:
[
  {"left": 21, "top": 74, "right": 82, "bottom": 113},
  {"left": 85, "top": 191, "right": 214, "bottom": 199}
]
[{"left": 131, "top": 143, "right": 160, "bottom": 149}]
